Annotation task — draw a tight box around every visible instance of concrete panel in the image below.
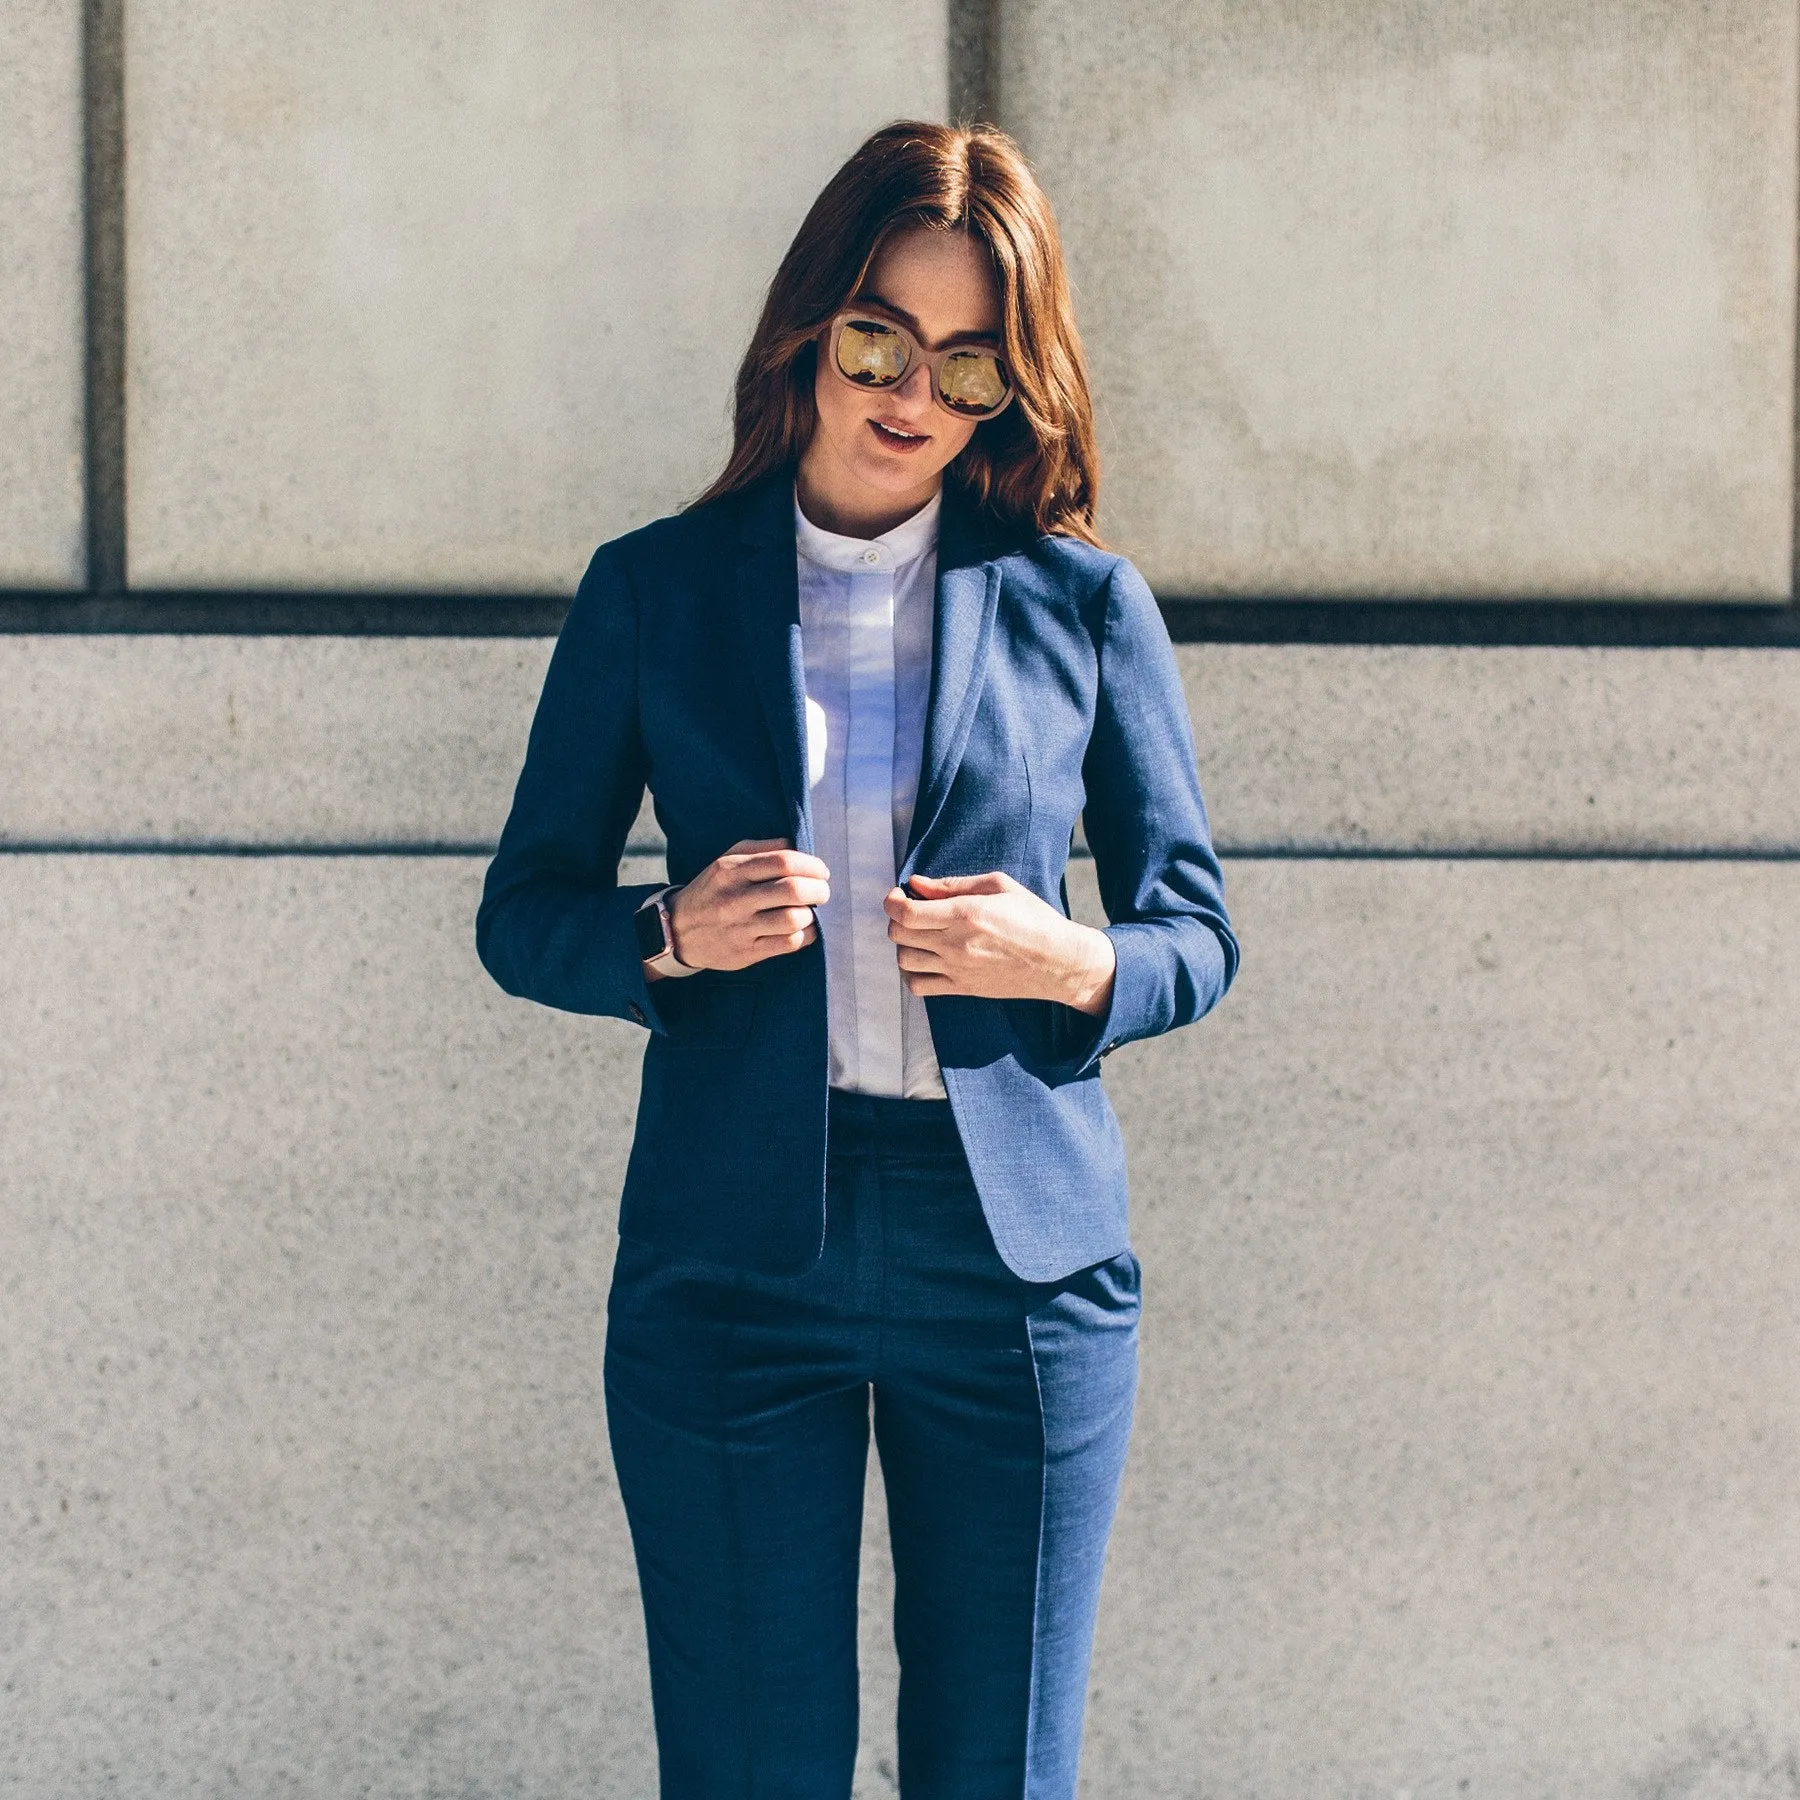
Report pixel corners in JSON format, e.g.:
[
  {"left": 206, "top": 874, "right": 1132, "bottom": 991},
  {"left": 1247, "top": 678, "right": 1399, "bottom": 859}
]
[
  {"left": 4, "top": 853, "right": 1797, "bottom": 1793},
  {"left": 0, "top": 636, "right": 555, "bottom": 848},
  {"left": 7, "top": 636, "right": 1800, "bottom": 855},
  {"left": 0, "top": 0, "right": 85, "bottom": 586},
  {"left": 124, "top": 2, "right": 947, "bottom": 590},
  {"left": 1181, "top": 643, "right": 1800, "bottom": 854},
  {"left": 0, "top": 854, "right": 662, "bottom": 1796},
  {"left": 1001, "top": 0, "right": 1798, "bottom": 599},
  {"left": 1078, "top": 857, "right": 1800, "bottom": 1796}
]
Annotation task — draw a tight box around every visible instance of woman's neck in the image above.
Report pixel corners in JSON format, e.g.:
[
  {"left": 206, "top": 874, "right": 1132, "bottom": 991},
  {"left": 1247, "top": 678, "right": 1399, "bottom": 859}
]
[{"left": 794, "top": 449, "right": 940, "bottom": 541}]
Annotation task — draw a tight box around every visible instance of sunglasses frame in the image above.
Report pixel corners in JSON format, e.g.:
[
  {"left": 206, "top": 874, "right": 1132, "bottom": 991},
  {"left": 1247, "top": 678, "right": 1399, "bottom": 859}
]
[{"left": 821, "top": 306, "right": 1016, "bottom": 423}]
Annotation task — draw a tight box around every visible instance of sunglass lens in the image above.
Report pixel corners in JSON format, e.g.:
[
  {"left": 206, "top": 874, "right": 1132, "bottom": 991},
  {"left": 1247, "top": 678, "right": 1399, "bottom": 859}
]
[
  {"left": 835, "top": 319, "right": 908, "bottom": 387},
  {"left": 937, "top": 348, "right": 1009, "bottom": 416}
]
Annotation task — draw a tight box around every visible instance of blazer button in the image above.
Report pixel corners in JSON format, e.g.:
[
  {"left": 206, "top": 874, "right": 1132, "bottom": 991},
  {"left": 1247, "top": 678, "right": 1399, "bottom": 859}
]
[{"left": 627, "top": 1001, "right": 646, "bottom": 1024}]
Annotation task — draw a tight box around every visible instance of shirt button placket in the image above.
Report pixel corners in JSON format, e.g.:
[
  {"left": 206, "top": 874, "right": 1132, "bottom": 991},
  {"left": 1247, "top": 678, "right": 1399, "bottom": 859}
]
[{"left": 845, "top": 560, "right": 902, "bottom": 1095}]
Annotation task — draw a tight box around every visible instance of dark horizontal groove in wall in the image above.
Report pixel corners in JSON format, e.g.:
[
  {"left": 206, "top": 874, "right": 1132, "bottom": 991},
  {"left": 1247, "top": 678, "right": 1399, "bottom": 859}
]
[
  {"left": 0, "top": 592, "right": 573, "bottom": 635},
  {"left": 0, "top": 838, "right": 668, "bottom": 857},
  {"left": 1157, "top": 597, "right": 1800, "bottom": 648},
  {"left": 5, "top": 843, "right": 1798, "bottom": 863},
  {"left": 0, "top": 841, "right": 508, "bottom": 857},
  {"left": 1225, "top": 846, "right": 1800, "bottom": 862},
  {"left": 2, "top": 592, "right": 1799, "bottom": 646}
]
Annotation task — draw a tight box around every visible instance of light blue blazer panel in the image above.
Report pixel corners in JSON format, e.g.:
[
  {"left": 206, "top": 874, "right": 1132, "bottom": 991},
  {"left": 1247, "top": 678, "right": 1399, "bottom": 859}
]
[{"left": 476, "top": 466, "right": 1238, "bottom": 1283}]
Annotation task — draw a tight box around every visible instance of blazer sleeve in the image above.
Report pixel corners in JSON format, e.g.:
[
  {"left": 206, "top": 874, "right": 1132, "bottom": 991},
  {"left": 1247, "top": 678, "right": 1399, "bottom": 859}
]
[
  {"left": 474, "top": 541, "right": 675, "bottom": 1033},
  {"left": 1043, "top": 555, "right": 1239, "bottom": 1080}
]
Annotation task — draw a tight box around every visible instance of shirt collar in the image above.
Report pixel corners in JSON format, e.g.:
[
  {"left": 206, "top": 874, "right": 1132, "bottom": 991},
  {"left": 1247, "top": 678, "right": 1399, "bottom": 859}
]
[{"left": 793, "top": 485, "right": 942, "bottom": 576}]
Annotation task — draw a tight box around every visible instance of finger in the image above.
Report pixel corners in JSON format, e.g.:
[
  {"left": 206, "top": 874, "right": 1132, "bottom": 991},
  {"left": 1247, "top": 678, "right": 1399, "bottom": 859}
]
[
  {"left": 728, "top": 848, "right": 832, "bottom": 885},
  {"left": 905, "top": 871, "right": 1009, "bottom": 895},
  {"left": 752, "top": 873, "right": 831, "bottom": 907},
  {"left": 747, "top": 905, "right": 820, "bottom": 939},
  {"left": 884, "top": 887, "right": 951, "bottom": 929},
  {"left": 725, "top": 837, "right": 791, "bottom": 852},
  {"left": 712, "top": 895, "right": 821, "bottom": 948},
  {"left": 902, "top": 969, "right": 957, "bottom": 995},
  {"left": 894, "top": 945, "right": 948, "bottom": 972},
  {"left": 742, "top": 921, "right": 818, "bottom": 962},
  {"left": 887, "top": 918, "right": 952, "bottom": 948},
  {"left": 736, "top": 889, "right": 827, "bottom": 929}
]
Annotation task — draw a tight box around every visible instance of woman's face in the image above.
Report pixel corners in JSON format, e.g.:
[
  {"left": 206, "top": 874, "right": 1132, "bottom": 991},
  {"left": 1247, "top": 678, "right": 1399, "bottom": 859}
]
[{"left": 797, "top": 226, "right": 1003, "bottom": 535}]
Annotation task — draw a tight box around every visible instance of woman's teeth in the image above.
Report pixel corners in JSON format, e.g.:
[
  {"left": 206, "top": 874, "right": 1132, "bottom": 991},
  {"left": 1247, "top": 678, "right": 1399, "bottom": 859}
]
[{"left": 871, "top": 420, "right": 926, "bottom": 446}]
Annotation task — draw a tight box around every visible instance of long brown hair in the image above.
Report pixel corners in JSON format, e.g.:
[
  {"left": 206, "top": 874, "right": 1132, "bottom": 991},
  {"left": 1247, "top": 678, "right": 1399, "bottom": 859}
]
[{"left": 693, "top": 120, "right": 1104, "bottom": 546}]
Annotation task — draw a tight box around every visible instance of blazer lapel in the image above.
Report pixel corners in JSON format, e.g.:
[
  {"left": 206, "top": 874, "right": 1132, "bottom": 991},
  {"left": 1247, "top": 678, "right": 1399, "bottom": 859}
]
[
  {"left": 733, "top": 473, "right": 814, "bottom": 854},
  {"left": 898, "top": 489, "right": 1005, "bottom": 882},
  {"left": 730, "top": 467, "right": 1006, "bottom": 876}
]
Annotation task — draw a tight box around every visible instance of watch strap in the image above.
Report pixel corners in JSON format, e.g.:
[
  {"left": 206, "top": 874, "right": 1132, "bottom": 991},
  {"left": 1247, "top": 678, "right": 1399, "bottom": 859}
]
[{"left": 638, "top": 884, "right": 701, "bottom": 979}]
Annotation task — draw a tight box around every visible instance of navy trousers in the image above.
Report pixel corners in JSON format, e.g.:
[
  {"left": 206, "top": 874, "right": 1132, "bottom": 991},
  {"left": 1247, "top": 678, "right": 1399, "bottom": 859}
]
[{"left": 603, "top": 1087, "right": 1141, "bottom": 1800}]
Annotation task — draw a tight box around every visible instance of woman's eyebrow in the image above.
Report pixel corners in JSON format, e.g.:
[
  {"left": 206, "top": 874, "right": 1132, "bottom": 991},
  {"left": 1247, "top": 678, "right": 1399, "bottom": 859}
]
[{"left": 850, "top": 291, "right": 1001, "bottom": 350}]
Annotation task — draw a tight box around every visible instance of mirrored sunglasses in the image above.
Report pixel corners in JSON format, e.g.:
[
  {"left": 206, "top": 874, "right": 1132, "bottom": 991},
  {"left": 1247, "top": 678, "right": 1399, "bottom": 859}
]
[{"left": 825, "top": 310, "right": 1015, "bottom": 422}]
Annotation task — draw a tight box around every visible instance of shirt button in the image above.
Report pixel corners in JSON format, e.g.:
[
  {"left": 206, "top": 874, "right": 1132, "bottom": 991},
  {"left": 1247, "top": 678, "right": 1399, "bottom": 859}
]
[
  {"left": 861, "top": 548, "right": 881, "bottom": 566},
  {"left": 627, "top": 1001, "right": 646, "bottom": 1024}
]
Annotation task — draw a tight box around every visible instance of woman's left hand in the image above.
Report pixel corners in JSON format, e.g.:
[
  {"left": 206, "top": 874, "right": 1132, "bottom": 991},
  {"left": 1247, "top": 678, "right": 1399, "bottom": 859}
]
[{"left": 885, "top": 872, "right": 1116, "bottom": 1017}]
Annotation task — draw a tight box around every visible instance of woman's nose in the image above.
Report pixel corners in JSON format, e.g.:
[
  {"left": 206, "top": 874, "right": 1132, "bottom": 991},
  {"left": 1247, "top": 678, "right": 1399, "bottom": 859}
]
[{"left": 893, "top": 357, "right": 934, "bottom": 409}]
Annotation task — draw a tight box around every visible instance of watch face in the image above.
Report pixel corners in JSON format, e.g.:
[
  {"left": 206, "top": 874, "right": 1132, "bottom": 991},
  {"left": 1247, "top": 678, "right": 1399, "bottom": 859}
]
[{"left": 633, "top": 897, "right": 669, "bottom": 962}]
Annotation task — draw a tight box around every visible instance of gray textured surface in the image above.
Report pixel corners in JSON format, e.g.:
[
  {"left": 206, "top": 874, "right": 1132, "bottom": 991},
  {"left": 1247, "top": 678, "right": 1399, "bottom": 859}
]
[
  {"left": 4, "top": 852, "right": 1797, "bottom": 1795},
  {"left": 1181, "top": 643, "right": 1800, "bottom": 854},
  {"left": 1002, "top": 0, "right": 1798, "bottom": 599},
  {"left": 0, "top": 636, "right": 551, "bottom": 847},
  {"left": 0, "top": 0, "right": 85, "bottom": 587},
  {"left": 122, "top": 0, "right": 946, "bottom": 589},
  {"left": 7, "top": 635, "right": 1800, "bottom": 855},
  {"left": 1084, "top": 856, "right": 1800, "bottom": 1798},
  {"left": 10, "top": 3, "right": 1800, "bottom": 1792},
  {"left": 1, "top": 855, "right": 660, "bottom": 1796}
]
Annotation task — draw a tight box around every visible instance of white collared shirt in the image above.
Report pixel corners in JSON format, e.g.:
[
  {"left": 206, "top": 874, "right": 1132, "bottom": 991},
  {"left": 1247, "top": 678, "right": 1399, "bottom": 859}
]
[{"left": 794, "top": 486, "right": 947, "bottom": 1099}]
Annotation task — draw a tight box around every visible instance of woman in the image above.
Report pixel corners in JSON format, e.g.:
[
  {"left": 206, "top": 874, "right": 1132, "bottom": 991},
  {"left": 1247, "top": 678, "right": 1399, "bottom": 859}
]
[{"left": 477, "top": 120, "right": 1237, "bottom": 1800}]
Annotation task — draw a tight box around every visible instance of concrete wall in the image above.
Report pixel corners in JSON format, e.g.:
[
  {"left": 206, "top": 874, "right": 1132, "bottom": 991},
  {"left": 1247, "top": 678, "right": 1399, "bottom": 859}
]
[
  {"left": 6, "top": 850, "right": 1797, "bottom": 1797},
  {"left": 1002, "top": 0, "right": 1799, "bottom": 598},
  {"left": 7, "top": 636, "right": 1800, "bottom": 856},
  {"left": 0, "top": 0, "right": 85, "bottom": 587},
  {"left": 5, "top": 1, "right": 1800, "bottom": 1795},
  {"left": 123, "top": 0, "right": 944, "bottom": 588}
]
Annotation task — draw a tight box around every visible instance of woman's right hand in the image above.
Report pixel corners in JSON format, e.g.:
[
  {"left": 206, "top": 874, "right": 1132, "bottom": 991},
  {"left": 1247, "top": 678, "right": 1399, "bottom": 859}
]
[{"left": 654, "top": 838, "right": 830, "bottom": 977}]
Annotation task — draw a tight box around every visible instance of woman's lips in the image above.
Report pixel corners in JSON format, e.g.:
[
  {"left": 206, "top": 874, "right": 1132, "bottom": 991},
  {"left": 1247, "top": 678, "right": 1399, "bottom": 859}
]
[{"left": 868, "top": 418, "right": 930, "bottom": 453}]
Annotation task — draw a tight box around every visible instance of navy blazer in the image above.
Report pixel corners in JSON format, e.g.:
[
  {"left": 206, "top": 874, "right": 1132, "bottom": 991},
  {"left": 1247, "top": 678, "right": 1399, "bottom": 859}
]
[{"left": 476, "top": 468, "right": 1237, "bottom": 1283}]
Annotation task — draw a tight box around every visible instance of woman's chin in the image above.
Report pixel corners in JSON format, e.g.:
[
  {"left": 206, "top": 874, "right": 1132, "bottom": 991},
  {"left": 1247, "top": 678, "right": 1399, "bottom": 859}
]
[{"left": 850, "top": 447, "right": 948, "bottom": 497}]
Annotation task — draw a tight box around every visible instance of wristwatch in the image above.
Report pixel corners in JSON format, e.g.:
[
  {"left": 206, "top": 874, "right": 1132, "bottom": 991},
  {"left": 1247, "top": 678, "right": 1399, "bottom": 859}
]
[{"left": 633, "top": 884, "right": 700, "bottom": 979}]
